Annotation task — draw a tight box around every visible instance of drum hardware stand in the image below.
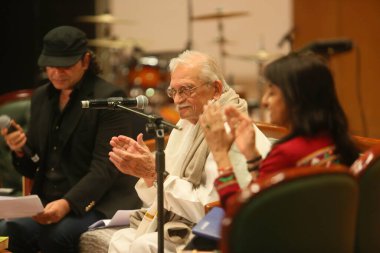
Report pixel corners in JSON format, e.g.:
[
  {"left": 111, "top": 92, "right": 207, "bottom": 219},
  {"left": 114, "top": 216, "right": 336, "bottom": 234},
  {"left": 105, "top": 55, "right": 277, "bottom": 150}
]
[
  {"left": 192, "top": 8, "right": 249, "bottom": 74},
  {"left": 186, "top": 0, "right": 194, "bottom": 50},
  {"left": 216, "top": 8, "right": 227, "bottom": 73},
  {"left": 115, "top": 104, "right": 181, "bottom": 253}
]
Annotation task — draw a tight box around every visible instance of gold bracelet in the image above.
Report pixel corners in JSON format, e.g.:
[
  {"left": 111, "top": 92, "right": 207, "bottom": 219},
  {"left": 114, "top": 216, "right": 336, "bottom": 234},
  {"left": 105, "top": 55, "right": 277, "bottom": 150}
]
[{"left": 218, "top": 166, "right": 233, "bottom": 176}]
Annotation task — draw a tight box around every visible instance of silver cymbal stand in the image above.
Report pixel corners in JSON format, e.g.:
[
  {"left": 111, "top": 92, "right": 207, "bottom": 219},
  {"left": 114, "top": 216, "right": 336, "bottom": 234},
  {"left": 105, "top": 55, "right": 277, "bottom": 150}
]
[{"left": 186, "top": 0, "right": 193, "bottom": 50}]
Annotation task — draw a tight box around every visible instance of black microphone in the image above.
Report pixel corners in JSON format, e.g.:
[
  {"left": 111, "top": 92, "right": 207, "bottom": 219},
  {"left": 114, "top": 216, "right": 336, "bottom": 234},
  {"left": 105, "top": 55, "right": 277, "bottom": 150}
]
[
  {"left": 297, "top": 39, "right": 353, "bottom": 55},
  {"left": 81, "top": 95, "right": 148, "bottom": 110},
  {"left": 277, "top": 27, "right": 295, "bottom": 48},
  {"left": 0, "top": 115, "right": 40, "bottom": 163}
]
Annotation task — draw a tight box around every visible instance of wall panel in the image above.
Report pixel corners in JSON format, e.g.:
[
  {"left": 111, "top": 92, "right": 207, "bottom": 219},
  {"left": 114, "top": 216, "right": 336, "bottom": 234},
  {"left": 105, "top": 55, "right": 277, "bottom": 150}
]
[{"left": 294, "top": 0, "right": 380, "bottom": 137}]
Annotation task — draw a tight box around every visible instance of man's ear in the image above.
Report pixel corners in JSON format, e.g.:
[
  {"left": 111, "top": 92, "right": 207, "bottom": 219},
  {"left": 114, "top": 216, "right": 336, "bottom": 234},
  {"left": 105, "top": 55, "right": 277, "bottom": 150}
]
[{"left": 213, "top": 80, "right": 223, "bottom": 99}]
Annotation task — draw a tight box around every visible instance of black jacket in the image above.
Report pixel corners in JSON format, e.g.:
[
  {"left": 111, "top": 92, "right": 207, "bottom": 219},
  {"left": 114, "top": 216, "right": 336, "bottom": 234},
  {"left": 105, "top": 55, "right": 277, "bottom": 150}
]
[{"left": 13, "top": 73, "right": 142, "bottom": 218}]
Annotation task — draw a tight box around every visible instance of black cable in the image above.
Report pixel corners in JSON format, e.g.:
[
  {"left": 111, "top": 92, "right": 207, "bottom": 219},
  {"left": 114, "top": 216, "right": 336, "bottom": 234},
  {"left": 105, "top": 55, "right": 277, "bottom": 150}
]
[{"left": 354, "top": 44, "right": 368, "bottom": 136}]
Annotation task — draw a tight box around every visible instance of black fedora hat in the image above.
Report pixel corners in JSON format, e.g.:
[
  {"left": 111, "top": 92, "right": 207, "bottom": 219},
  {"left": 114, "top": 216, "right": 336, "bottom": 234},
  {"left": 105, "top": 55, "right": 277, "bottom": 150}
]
[{"left": 38, "top": 26, "right": 88, "bottom": 67}]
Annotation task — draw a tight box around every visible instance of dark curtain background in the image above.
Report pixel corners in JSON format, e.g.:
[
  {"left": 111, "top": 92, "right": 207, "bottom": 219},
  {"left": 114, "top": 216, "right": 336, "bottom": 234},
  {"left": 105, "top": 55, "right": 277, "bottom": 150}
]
[{"left": 0, "top": 0, "right": 95, "bottom": 95}]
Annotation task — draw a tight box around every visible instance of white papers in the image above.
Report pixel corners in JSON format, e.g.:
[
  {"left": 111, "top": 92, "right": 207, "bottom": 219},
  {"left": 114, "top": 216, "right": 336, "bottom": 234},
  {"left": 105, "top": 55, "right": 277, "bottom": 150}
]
[
  {"left": 88, "top": 209, "right": 137, "bottom": 230},
  {"left": 0, "top": 195, "right": 44, "bottom": 219},
  {"left": 0, "top": 188, "right": 14, "bottom": 195}
]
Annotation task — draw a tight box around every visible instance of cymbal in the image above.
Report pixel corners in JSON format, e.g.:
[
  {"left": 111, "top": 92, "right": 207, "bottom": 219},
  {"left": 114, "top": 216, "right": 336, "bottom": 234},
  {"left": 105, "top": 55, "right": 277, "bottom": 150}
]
[
  {"left": 76, "top": 14, "right": 134, "bottom": 24},
  {"left": 87, "top": 38, "right": 135, "bottom": 49},
  {"left": 226, "top": 50, "right": 283, "bottom": 63},
  {"left": 192, "top": 11, "right": 249, "bottom": 21},
  {"left": 142, "top": 50, "right": 182, "bottom": 60}
]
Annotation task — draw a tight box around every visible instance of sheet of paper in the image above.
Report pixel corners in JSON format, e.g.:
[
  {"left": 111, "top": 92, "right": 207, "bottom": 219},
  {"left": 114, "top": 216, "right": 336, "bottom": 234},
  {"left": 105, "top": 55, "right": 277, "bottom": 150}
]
[
  {"left": 88, "top": 209, "right": 137, "bottom": 230},
  {"left": 0, "top": 195, "right": 44, "bottom": 219},
  {"left": 108, "top": 209, "right": 136, "bottom": 226},
  {"left": 88, "top": 219, "right": 111, "bottom": 230}
]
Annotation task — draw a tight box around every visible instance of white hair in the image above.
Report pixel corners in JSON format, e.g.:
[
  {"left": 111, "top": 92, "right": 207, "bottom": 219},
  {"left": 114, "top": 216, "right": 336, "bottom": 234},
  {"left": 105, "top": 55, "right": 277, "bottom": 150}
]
[{"left": 169, "top": 50, "right": 230, "bottom": 92}]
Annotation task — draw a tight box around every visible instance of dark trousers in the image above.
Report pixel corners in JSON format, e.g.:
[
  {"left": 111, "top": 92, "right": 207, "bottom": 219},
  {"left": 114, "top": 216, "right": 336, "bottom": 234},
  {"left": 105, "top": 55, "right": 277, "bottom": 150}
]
[{"left": 0, "top": 210, "right": 104, "bottom": 253}]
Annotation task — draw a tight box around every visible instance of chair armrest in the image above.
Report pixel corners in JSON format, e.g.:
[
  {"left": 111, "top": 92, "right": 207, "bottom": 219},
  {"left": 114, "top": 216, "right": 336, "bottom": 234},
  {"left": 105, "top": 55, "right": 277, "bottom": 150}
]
[
  {"left": 22, "top": 177, "right": 33, "bottom": 196},
  {"left": 204, "top": 201, "right": 221, "bottom": 213}
]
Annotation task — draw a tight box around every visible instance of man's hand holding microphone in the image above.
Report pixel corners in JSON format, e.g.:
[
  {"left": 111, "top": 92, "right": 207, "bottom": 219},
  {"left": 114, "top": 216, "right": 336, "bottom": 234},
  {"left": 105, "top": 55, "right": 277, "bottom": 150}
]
[{"left": 0, "top": 115, "right": 27, "bottom": 157}]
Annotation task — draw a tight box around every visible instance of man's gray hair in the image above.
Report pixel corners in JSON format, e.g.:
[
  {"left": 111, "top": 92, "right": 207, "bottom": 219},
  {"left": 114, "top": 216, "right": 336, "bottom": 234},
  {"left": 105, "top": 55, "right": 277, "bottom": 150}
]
[{"left": 169, "top": 50, "right": 230, "bottom": 92}]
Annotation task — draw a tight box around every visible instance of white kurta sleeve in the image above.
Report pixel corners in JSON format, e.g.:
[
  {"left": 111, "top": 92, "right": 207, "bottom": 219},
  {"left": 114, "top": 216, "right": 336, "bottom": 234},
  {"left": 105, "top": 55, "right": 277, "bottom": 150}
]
[
  {"left": 162, "top": 153, "right": 219, "bottom": 223},
  {"left": 135, "top": 178, "right": 157, "bottom": 206}
]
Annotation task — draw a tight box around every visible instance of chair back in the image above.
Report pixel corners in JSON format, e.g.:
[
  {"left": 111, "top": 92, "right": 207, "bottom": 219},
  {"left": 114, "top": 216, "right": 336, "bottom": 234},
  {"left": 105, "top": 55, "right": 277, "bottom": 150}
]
[
  {"left": 221, "top": 165, "right": 358, "bottom": 253},
  {"left": 255, "top": 121, "right": 380, "bottom": 152},
  {"left": 0, "top": 90, "right": 32, "bottom": 127},
  {"left": 350, "top": 144, "right": 380, "bottom": 253},
  {"left": 0, "top": 90, "right": 33, "bottom": 194}
]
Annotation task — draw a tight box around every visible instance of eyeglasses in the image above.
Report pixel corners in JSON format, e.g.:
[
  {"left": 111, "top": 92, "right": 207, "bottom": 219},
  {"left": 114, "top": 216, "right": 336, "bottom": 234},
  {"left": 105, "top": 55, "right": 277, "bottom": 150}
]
[{"left": 166, "top": 83, "right": 208, "bottom": 99}]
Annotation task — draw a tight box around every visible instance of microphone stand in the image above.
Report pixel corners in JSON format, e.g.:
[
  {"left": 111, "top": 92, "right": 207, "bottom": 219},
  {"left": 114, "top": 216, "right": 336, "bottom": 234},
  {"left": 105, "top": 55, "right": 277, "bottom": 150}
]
[
  {"left": 115, "top": 104, "right": 181, "bottom": 253},
  {"left": 185, "top": 0, "right": 194, "bottom": 50}
]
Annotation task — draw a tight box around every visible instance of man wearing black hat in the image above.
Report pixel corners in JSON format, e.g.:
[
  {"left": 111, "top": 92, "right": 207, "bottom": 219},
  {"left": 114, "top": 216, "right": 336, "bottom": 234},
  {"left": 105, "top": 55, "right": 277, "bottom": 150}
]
[{"left": 0, "top": 26, "right": 142, "bottom": 252}]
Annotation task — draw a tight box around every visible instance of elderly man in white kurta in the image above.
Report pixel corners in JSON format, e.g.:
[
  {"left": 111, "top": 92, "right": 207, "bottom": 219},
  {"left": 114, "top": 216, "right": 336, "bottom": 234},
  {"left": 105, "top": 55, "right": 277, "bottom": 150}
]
[{"left": 105, "top": 50, "right": 270, "bottom": 253}]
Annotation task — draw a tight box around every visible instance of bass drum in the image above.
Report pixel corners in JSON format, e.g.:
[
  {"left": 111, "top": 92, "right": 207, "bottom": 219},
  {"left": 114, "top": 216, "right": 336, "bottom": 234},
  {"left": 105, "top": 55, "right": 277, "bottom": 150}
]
[{"left": 127, "top": 56, "right": 169, "bottom": 89}]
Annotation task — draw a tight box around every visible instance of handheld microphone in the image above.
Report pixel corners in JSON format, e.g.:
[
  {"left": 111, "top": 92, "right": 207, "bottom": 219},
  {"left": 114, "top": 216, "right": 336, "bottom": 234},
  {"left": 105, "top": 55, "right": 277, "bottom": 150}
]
[
  {"left": 0, "top": 115, "right": 40, "bottom": 163},
  {"left": 81, "top": 95, "right": 148, "bottom": 110}
]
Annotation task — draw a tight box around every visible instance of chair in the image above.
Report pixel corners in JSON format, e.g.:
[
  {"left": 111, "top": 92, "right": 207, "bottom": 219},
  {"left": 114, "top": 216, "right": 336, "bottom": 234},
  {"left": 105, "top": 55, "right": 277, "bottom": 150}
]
[
  {"left": 255, "top": 121, "right": 288, "bottom": 140},
  {"left": 255, "top": 121, "right": 380, "bottom": 152},
  {"left": 221, "top": 165, "right": 358, "bottom": 253},
  {"left": 0, "top": 89, "right": 33, "bottom": 195},
  {"left": 350, "top": 144, "right": 380, "bottom": 253},
  {"left": 352, "top": 135, "right": 380, "bottom": 152}
]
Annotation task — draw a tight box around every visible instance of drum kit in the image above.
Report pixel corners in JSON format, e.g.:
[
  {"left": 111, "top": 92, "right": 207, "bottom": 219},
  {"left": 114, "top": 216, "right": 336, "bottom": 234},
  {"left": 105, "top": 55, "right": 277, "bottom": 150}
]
[{"left": 75, "top": 8, "right": 280, "bottom": 119}]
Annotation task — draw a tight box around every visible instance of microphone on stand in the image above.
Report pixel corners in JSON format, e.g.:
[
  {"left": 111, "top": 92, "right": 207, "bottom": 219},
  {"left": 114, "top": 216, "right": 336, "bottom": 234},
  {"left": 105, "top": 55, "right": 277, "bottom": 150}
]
[
  {"left": 81, "top": 95, "right": 149, "bottom": 110},
  {"left": 0, "top": 115, "right": 40, "bottom": 163},
  {"left": 277, "top": 27, "right": 295, "bottom": 49},
  {"left": 296, "top": 39, "right": 353, "bottom": 56}
]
